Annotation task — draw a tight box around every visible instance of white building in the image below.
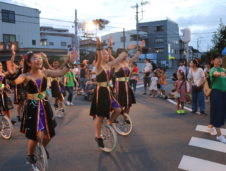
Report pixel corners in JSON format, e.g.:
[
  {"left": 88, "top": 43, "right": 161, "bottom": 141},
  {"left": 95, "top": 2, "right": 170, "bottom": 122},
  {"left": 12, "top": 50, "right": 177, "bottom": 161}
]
[
  {"left": 0, "top": 2, "right": 40, "bottom": 48},
  {"left": 101, "top": 30, "right": 147, "bottom": 52},
  {"left": 40, "top": 26, "right": 74, "bottom": 50}
]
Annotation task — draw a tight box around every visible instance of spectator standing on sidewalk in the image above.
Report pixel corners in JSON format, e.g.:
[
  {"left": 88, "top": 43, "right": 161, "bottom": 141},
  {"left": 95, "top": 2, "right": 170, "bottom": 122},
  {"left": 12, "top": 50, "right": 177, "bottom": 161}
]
[
  {"left": 208, "top": 55, "right": 226, "bottom": 143},
  {"left": 80, "top": 63, "right": 89, "bottom": 92},
  {"left": 129, "top": 62, "right": 139, "bottom": 92},
  {"left": 64, "top": 69, "right": 76, "bottom": 105},
  {"left": 187, "top": 59, "right": 206, "bottom": 114},
  {"left": 142, "top": 59, "right": 152, "bottom": 95}
]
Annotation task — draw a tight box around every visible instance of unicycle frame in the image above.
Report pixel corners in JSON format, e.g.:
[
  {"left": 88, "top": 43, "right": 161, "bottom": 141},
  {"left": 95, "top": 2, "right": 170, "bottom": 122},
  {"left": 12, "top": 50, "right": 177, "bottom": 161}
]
[
  {"left": 0, "top": 112, "right": 12, "bottom": 140},
  {"left": 99, "top": 118, "right": 118, "bottom": 153},
  {"left": 31, "top": 132, "right": 48, "bottom": 171}
]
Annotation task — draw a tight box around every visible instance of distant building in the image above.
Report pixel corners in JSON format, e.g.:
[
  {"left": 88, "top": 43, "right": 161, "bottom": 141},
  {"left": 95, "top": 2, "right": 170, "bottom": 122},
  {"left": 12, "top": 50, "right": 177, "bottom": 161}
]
[
  {"left": 0, "top": 2, "right": 40, "bottom": 49},
  {"left": 40, "top": 26, "right": 74, "bottom": 50},
  {"left": 138, "top": 19, "right": 182, "bottom": 67},
  {"left": 101, "top": 30, "right": 148, "bottom": 54},
  {"left": 80, "top": 39, "right": 96, "bottom": 53}
]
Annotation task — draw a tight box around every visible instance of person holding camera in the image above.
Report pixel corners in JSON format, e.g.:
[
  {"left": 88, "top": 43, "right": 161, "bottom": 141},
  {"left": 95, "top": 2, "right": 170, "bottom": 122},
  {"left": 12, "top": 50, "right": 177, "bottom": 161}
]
[{"left": 187, "top": 59, "right": 206, "bottom": 114}]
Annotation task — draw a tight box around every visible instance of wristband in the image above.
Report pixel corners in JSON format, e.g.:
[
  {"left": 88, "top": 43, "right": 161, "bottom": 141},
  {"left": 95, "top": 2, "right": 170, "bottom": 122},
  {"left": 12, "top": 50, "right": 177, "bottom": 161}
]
[
  {"left": 96, "top": 45, "right": 103, "bottom": 51},
  {"left": 66, "top": 63, "right": 71, "bottom": 69}
]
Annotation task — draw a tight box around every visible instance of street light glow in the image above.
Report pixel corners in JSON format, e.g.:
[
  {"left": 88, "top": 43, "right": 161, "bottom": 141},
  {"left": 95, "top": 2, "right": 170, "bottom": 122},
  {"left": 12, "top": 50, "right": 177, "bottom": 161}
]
[{"left": 85, "top": 22, "right": 96, "bottom": 31}]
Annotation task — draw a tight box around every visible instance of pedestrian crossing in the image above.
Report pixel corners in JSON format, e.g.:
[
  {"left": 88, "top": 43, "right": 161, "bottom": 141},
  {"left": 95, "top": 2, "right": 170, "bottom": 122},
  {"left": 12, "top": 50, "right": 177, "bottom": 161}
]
[{"left": 178, "top": 124, "right": 226, "bottom": 171}]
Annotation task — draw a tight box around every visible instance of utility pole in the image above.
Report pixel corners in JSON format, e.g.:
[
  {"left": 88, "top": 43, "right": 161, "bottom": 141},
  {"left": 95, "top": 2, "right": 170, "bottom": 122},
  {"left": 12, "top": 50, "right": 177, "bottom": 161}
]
[
  {"left": 131, "top": 1, "right": 149, "bottom": 49},
  {"left": 123, "top": 28, "right": 126, "bottom": 49},
  {"left": 74, "top": 9, "right": 79, "bottom": 60}
]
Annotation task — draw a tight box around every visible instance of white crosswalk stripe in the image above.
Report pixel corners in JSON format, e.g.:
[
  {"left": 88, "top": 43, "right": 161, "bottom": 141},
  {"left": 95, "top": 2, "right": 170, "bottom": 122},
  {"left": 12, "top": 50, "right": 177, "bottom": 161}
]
[
  {"left": 196, "top": 124, "right": 226, "bottom": 136},
  {"left": 178, "top": 125, "right": 226, "bottom": 171},
  {"left": 178, "top": 155, "right": 226, "bottom": 171},
  {"left": 189, "top": 137, "right": 226, "bottom": 153}
]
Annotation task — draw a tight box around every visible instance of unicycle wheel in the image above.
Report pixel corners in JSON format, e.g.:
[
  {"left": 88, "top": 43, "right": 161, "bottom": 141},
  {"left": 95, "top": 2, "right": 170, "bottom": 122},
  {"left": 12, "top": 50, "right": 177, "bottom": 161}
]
[
  {"left": 100, "top": 124, "right": 117, "bottom": 152},
  {"left": 112, "top": 113, "right": 133, "bottom": 136}
]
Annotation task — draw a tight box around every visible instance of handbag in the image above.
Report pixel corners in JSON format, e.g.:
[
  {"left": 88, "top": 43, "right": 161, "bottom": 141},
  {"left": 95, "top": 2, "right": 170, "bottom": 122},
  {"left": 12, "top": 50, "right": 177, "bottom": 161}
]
[
  {"left": 193, "top": 85, "right": 204, "bottom": 92},
  {"left": 204, "top": 80, "right": 211, "bottom": 97}
]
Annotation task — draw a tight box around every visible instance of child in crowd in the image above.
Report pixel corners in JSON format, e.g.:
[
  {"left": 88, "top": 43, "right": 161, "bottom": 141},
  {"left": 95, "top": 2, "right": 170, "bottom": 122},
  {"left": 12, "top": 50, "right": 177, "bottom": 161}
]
[
  {"left": 149, "top": 72, "right": 158, "bottom": 97},
  {"left": 160, "top": 69, "right": 167, "bottom": 98},
  {"left": 175, "top": 71, "right": 187, "bottom": 114}
]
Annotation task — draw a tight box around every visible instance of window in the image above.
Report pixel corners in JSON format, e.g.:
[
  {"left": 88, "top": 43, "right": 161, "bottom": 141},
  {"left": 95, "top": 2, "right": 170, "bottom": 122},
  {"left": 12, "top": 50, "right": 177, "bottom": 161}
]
[
  {"left": 156, "top": 26, "right": 163, "bottom": 32},
  {"left": 3, "top": 34, "right": 16, "bottom": 43},
  {"left": 32, "top": 40, "right": 36, "bottom": 45},
  {"left": 140, "top": 26, "right": 149, "bottom": 32},
  {"left": 61, "top": 42, "right": 67, "bottom": 46},
  {"left": 120, "top": 36, "right": 126, "bottom": 43},
  {"left": 49, "top": 42, "right": 54, "bottom": 46},
  {"left": 2, "top": 9, "right": 15, "bottom": 23},
  {"left": 155, "top": 48, "right": 164, "bottom": 53},
  {"left": 155, "top": 38, "right": 164, "bottom": 43},
  {"left": 40, "top": 39, "right": 47, "bottom": 46}
]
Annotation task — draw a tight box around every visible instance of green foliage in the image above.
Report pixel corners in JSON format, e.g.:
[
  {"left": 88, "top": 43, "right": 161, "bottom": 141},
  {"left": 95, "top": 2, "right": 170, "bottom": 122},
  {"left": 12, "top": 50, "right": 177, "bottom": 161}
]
[{"left": 203, "top": 23, "right": 226, "bottom": 63}]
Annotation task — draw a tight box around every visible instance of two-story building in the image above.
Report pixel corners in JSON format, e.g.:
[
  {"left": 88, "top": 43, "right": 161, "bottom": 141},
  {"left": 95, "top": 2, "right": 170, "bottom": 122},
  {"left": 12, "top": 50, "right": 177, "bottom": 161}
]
[
  {"left": 0, "top": 1, "right": 40, "bottom": 49},
  {"left": 40, "top": 26, "right": 74, "bottom": 50},
  {"left": 138, "top": 19, "right": 182, "bottom": 67}
]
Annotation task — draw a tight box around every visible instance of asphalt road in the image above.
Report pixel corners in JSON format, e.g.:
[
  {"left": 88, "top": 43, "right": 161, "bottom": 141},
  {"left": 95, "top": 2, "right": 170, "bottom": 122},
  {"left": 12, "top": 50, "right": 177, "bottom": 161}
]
[{"left": 0, "top": 87, "right": 226, "bottom": 171}]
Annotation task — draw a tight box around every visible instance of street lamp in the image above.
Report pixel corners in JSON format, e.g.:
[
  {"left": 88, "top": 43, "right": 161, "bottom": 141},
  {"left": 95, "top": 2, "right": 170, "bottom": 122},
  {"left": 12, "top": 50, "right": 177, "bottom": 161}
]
[{"left": 85, "top": 21, "right": 96, "bottom": 32}]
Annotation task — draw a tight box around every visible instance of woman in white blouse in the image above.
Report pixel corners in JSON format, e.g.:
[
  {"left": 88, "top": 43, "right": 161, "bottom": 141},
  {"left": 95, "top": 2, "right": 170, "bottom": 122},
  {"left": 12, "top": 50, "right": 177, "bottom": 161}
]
[{"left": 187, "top": 59, "right": 206, "bottom": 114}]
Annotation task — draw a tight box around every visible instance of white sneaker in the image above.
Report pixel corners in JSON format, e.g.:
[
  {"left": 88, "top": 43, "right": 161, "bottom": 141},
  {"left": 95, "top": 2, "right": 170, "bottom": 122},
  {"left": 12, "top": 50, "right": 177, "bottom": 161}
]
[
  {"left": 216, "top": 135, "right": 226, "bottom": 144},
  {"left": 65, "top": 101, "right": 70, "bottom": 106},
  {"left": 207, "top": 127, "right": 217, "bottom": 136},
  {"left": 70, "top": 102, "right": 74, "bottom": 106}
]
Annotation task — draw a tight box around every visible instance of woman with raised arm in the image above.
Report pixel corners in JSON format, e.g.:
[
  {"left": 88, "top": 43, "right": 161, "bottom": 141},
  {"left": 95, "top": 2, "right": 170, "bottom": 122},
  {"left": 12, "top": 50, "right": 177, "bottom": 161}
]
[
  {"left": 108, "top": 39, "right": 145, "bottom": 114},
  {"left": 90, "top": 38, "right": 127, "bottom": 148},
  {"left": 13, "top": 51, "right": 77, "bottom": 164},
  {"left": 0, "top": 48, "right": 17, "bottom": 124},
  {"left": 42, "top": 53, "right": 68, "bottom": 110},
  {"left": 8, "top": 49, "right": 26, "bottom": 122}
]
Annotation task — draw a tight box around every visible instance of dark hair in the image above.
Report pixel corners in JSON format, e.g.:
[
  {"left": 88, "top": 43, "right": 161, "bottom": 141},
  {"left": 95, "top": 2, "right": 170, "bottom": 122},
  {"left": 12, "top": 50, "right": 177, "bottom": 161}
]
[
  {"left": 145, "top": 58, "right": 151, "bottom": 63},
  {"left": 211, "top": 54, "right": 222, "bottom": 60},
  {"left": 23, "top": 52, "right": 35, "bottom": 73},
  {"left": 116, "top": 48, "right": 128, "bottom": 57},
  {"left": 191, "top": 58, "right": 200, "bottom": 68},
  {"left": 178, "top": 71, "right": 185, "bottom": 80}
]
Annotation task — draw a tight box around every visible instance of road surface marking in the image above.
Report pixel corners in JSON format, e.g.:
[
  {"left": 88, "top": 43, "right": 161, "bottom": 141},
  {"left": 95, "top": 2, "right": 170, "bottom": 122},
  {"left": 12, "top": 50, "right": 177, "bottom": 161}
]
[
  {"left": 196, "top": 125, "right": 226, "bottom": 136},
  {"left": 178, "top": 155, "right": 226, "bottom": 171},
  {"left": 137, "top": 85, "right": 144, "bottom": 88},
  {"left": 189, "top": 137, "right": 226, "bottom": 153},
  {"left": 167, "top": 99, "right": 192, "bottom": 112}
]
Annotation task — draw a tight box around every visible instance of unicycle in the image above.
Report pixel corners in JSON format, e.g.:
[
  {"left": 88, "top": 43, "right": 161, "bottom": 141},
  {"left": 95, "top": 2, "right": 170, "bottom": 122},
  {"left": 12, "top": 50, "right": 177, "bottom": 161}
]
[
  {"left": 112, "top": 113, "right": 133, "bottom": 136},
  {"left": 0, "top": 111, "right": 12, "bottom": 140},
  {"left": 31, "top": 135, "right": 48, "bottom": 171},
  {"left": 99, "top": 119, "right": 118, "bottom": 153}
]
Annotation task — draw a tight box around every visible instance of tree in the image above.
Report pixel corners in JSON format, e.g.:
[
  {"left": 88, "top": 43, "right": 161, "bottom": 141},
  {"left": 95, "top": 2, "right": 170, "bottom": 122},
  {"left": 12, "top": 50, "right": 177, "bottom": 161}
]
[
  {"left": 93, "top": 19, "right": 109, "bottom": 30},
  {"left": 212, "top": 23, "right": 226, "bottom": 54},
  {"left": 202, "top": 23, "right": 226, "bottom": 63}
]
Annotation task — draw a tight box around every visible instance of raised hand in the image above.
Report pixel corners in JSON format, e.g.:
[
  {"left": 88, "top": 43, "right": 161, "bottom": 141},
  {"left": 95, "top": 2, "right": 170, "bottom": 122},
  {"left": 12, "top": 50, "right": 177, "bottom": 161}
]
[
  {"left": 40, "top": 52, "right": 48, "bottom": 63},
  {"left": 139, "top": 40, "right": 145, "bottom": 49},
  {"left": 96, "top": 37, "right": 101, "bottom": 46},
  {"left": 109, "top": 37, "right": 113, "bottom": 47},
  {"left": 127, "top": 44, "right": 136, "bottom": 50},
  {"left": 69, "top": 50, "right": 78, "bottom": 64}
]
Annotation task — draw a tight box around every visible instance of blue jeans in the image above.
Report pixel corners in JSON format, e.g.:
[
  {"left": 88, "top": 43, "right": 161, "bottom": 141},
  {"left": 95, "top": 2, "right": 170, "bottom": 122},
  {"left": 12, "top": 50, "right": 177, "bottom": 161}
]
[
  {"left": 192, "top": 86, "right": 205, "bottom": 112},
  {"left": 80, "top": 78, "right": 86, "bottom": 90}
]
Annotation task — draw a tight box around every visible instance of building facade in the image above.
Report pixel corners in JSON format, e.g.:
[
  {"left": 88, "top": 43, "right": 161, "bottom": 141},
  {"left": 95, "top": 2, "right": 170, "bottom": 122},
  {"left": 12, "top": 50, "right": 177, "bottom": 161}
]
[
  {"left": 138, "top": 19, "right": 181, "bottom": 67},
  {"left": 0, "top": 2, "right": 40, "bottom": 49},
  {"left": 101, "top": 30, "right": 147, "bottom": 54},
  {"left": 40, "top": 26, "right": 74, "bottom": 50}
]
